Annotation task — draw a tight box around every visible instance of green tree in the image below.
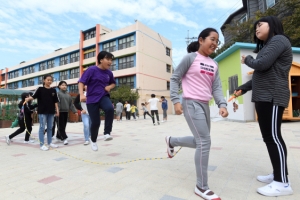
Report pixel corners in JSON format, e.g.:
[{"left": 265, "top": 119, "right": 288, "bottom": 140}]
[{"left": 110, "top": 85, "right": 140, "bottom": 103}]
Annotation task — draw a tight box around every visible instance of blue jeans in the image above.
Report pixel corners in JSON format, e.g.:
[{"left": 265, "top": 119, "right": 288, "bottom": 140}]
[
  {"left": 38, "top": 114, "right": 54, "bottom": 147},
  {"left": 87, "top": 95, "right": 114, "bottom": 142},
  {"left": 81, "top": 113, "right": 91, "bottom": 141}
]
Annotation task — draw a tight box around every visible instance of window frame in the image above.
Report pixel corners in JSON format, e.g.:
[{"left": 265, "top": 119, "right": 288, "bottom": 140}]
[
  {"left": 59, "top": 70, "right": 68, "bottom": 80},
  {"left": 118, "top": 55, "right": 134, "bottom": 70},
  {"left": 60, "top": 55, "right": 68, "bottom": 66},
  {"left": 118, "top": 35, "right": 134, "bottom": 50},
  {"left": 166, "top": 47, "right": 171, "bottom": 56},
  {"left": 118, "top": 76, "right": 135, "bottom": 89},
  {"left": 70, "top": 68, "right": 79, "bottom": 79},
  {"left": 228, "top": 75, "right": 238, "bottom": 95}
]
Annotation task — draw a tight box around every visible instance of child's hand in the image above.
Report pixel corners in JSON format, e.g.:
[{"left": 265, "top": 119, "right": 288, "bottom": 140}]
[
  {"left": 174, "top": 103, "right": 183, "bottom": 115},
  {"left": 105, "top": 86, "right": 111, "bottom": 92},
  {"left": 241, "top": 55, "right": 246, "bottom": 64},
  {"left": 219, "top": 107, "right": 228, "bottom": 118},
  {"left": 80, "top": 94, "right": 86, "bottom": 102},
  {"left": 81, "top": 110, "right": 87, "bottom": 114},
  {"left": 55, "top": 112, "right": 59, "bottom": 117}
]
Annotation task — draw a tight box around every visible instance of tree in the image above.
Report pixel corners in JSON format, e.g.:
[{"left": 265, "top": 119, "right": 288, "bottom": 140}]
[{"left": 110, "top": 85, "right": 140, "bottom": 103}]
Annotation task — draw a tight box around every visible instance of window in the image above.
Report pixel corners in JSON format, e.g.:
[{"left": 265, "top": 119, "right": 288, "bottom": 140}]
[
  {"left": 39, "top": 62, "right": 46, "bottom": 71},
  {"left": 118, "top": 76, "right": 134, "bottom": 89},
  {"left": 13, "top": 82, "right": 18, "bottom": 89},
  {"left": 60, "top": 70, "right": 68, "bottom": 80},
  {"left": 69, "top": 84, "right": 78, "bottom": 93},
  {"left": 60, "top": 55, "right": 68, "bottom": 66},
  {"left": 70, "top": 68, "right": 79, "bottom": 79},
  {"left": 1, "top": 73, "right": 5, "bottom": 81},
  {"left": 28, "top": 78, "right": 34, "bottom": 86},
  {"left": 70, "top": 52, "right": 79, "bottom": 63},
  {"left": 84, "top": 29, "right": 96, "bottom": 40},
  {"left": 47, "top": 59, "right": 55, "bottom": 69},
  {"left": 228, "top": 75, "right": 238, "bottom": 95},
  {"left": 118, "top": 55, "right": 134, "bottom": 70},
  {"left": 239, "top": 14, "right": 247, "bottom": 24},
  {"left": 103, "top": 41, "right": 116, "bottom": 52},
  {"left": 266, "top": 0, "right": 278, "bottom": 8},
  {"left": 166, "top": 64, "right": 171, "bottom": 73},
  {"left": 14, "top": 71, "right": 19, "bottom": 78},
  {"left": 38, "top": 76, "right": 43, "bottom": 84},
  {"left": 83, "top": 48, "right": 95, "bottom": 59},
  {"left": 8, "top": 71, "right": 18, "bottom": 79},
  {"left": 110, "top": 60, "right": 117, "bottom": 71},
  {"left": 118, "top": 35, "right": 134, "bottom": 50},
  {"left": 29, "top": 66, "right": 34, "bottom": 74},
  {"left": 166, "top": 47, "right": 171, "bottom": 56},
  {"left": 22, "top": 68, "right": 28, "bottom": 75},
  {"left": 8, "top": 83, "right": 13, "bottom": 89},
  {"left": 22, "top": 80, "right": 28, "bottom": 88},
  {"left": 167, "top": 81, "right": 170, "bottom": 90}
]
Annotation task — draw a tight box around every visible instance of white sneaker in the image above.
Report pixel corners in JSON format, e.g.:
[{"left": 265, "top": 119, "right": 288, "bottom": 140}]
[
  {"left": 257, "top": 174, "right": 274, "bottom": 184},
  {"left": 5, "top": 136, "right": 11, "bottom": 145},
  {"left": 84, "top": 141, "right": 89, "bottom": 145},
  {"left": 63, "top": 139, "right": 68, "bottom": 145},
  {"left": 40, "top": 145, "right": 49, "bottom": 151},
  {"left": 91, "top": 142, "right": 98, "bottom": 151},
  {"left": 24, "top": 140, "right": 35, "bottom": 144},
  {"left": 104, "top": 134, "right": 113, "bottom": 141},
  {"left": 257, "top": 181, "right": 293, "bottom": 197},
  {"left": 49, "top": 143, "right": 58, "bottom": 148}
]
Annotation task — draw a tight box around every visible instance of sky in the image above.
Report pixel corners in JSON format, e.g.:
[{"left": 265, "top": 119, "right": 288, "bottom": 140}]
[{"left": 0, "top": 0, "right": 243, "bottom": 69}]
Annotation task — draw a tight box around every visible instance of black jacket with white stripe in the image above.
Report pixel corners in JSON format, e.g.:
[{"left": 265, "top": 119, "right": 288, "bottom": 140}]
[{"left": 236, "top": 35, "right": 293, "bottom": 108}]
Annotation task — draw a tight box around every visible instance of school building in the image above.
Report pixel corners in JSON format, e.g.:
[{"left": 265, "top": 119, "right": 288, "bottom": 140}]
[{"left": 0, "top": 21, "right": 173, "bottom": 115}]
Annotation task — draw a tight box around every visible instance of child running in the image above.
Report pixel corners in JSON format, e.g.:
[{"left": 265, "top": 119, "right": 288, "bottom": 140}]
[
  {"left": 5, "top": 92, "right": 38, "bottom": 145},
  {"left": 141, "top": 103, "right": 152, "bottom": 119},
  {"left": 146, "top": 94, "right": 160, "bottom": 125},
  {"left": 165, "top": 28, "right": 228, "bottom": 200},
  {"left": 234, "top": 16, "right": 293, "bottom": 197},
  {"left": 74, "top": 85, "right": 91, "bottom": 145},
  {"left": 115, "top": 100, "right": 123, "bottom": 122},
  {"left": 56, "top": 81, "right": 77, "bottom": 145},
  {"left": 78, "top": 51, "right": 116, "bottom": 151},
  {"left": 130, "top": 103, "right": 137, "bottom": 121},
  {"left": 25, "top": 74, "right": 59, "bottom": 151}
]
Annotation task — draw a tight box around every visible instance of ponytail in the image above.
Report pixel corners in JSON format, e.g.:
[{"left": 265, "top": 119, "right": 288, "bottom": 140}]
[{"left": 187, "top": 41, "right": 199, "bottom": 53}]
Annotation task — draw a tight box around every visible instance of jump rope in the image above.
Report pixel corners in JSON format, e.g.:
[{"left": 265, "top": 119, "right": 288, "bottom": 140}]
[{"left": 20, "top": 101, "right": 182, "bottom": 165}]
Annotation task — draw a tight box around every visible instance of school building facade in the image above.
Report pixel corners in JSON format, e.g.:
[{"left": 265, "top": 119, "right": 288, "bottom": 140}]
[{"left": 0, "top": 21, "right": 173, "bottom": 115}]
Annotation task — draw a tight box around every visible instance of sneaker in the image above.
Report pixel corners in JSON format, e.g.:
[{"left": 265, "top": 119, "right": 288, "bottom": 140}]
[
  {"left": 24, "top": 140, "right": 35, "bottom": 144},
  {"left": 40, "top": 145, "right": 49, "bottom": 151},
  {"left": 5, "top": 136, "right": 11, "bottom": 145},
  {"left": 63, "top": 139, "right": 68, "bottom": 145},
  {"left": 104, "top": 134, "right": 113, "bottom": 141},
  {"left": 84, "top": 141, "right": 89, "bottom": 145},
  {"left": 49, "top": 143, "right": 58, "bottom": 148},
  {"left": 257, "top": 174, "right": 274, "bottom": 184},
  {"left": 257, "top": 181, "right": 293, "bottom": 197},
  {"left": 194, "top": 186, "right": 221, "bottom": 200},
  {"left": 91, "top": 142, "right": 98, "bottom": 151},
  {"left": 165, "top": 136, "right": 174, "bottom": 158}
]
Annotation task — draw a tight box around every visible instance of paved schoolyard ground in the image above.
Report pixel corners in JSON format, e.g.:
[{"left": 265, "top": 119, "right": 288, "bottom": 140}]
[{"left": 0, "top": 114, "right": 299, "bottom": 200}]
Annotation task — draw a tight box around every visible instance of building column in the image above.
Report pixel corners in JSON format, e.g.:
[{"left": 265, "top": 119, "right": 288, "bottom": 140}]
[{"left": 95, "top": 24, "right": 100, "bottom": 65}]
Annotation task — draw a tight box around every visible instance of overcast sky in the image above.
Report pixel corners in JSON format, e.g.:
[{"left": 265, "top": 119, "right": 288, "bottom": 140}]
[{"left": 0, "top": 0, "right": 243, "bottom": 69}]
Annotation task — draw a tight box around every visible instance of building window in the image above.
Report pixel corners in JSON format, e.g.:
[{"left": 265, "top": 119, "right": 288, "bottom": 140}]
[
  {"left": 166, "top": 47, "right": 171, "bottom": 56},
  {"left": 13, "top": 82, "right": 18, "bottom": 89},
  {"left": 84, "top": 48, "right": 95, "bottom": 59},
  {"left": 103, "top": 41, "right": 116, "bottom": 52},
  {"left": 166, "top": 64, "right": 171, "bottom": 73},
  {"left": 118, "top": 35, "right": 134, "bottom": 50},
  {"left": 118, "top": 55, "right": 134, "bottom": 70},
  {"left": 84, "top": 29, "right": 96, "bottom": 40},
  {"left": 8, "top": 83, "right": 13, "bottom": 89},
  {"left": 1, "top": 74, "right": 5, "bottom": 81},
  {"left": 239, "top": 14, "right": 247, "bottom": 24},
  {"left": 118, "top": 76, "right": 134, "bottom": 89},
  {"left": 69, "top": 84, "right": 78, "bottom": 93},
  {"left": 70, "top": 52, "right": 79, "bottom": 63},
  {"left": 47, "top": 59, "right": 55, "bottom": 69},
  {"left": 228, "top": 75, "right": 238, "bottom": 95},
  {"left": 38, "top": 76, "right": 43, "bottom": 84},
  {"left": 110, "top": 60, "right": 117, "bottom": 71},
  {"left": 22, "top": 68, "right": 28, "bottom": 75},
  {"left": 8, "top": 71, "right": 18, "bottom": 79},
  {"left": 28, "top": 78, "right": 34, "bottom": 86},
  {"left": 70, "top": 68, "right": 79, "bottom": 79},
  {"left": 22, "top": 80, "right": 28, "bottom": 88},
  {"left": 14, "top": 71, "right": 19, "bottom": 78},
  {"left": 60, "top": 70, "right": 68, "bottom": 80},
  {"left": 29, "top": 66, "right": 34, "bottom": 74},
  {"left": 60, "top": 55, "right": 68, "bottom": 66},
  {"left": 39, "top": 62, "right": 46, "bottom": 71},
  {"left": 266, "top": 0, "right": 278, "bottom": 8},
  {"left": 167, "top": 81, "right": 170, "bottom": 90}
]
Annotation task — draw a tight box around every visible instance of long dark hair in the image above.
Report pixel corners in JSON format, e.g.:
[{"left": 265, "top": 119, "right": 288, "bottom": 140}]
[
  {"left": 253, "top": 16, "right": 289, "bottom": 53},
  {"left": 187, "top": 28, "right": 219, "bottom": 53},
  {"left": 42, "top": 74, "right": 53, "bottom": 86},
  {"left": 19, "top": 92, "right": 29, "bottom": 105}
]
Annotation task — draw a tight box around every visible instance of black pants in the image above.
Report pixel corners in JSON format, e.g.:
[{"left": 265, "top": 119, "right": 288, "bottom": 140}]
[
  {"left": 255, "top": 102, "right": 288, "bottom": 183},
  {"left": 56, "top": 112, "right": 68, "bottom": 140},
  {"left": 9, "top": 116, "right": 32, "bottom": 141},
  {"left": 151, "top": 110, "right": 159, "bottom": 123},
  {"left": 126, "top": 111, "right": 131, "bottom": 120},
  {"left": 131, "top": 112, "right": 136, "bottom": 119},
  {"left": 44, "top": 116, "right": 56, "bottom": 137},
  {"left": 144, "top": 111, "right": 152, "bottom": 119}
]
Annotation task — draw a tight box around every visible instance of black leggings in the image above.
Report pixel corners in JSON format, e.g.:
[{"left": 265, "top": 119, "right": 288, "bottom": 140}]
[
  {"left": 151, "top": 110, "right": 159, "bottom": 123},
  {"left": 255, "top": 102, "right": 288, "bottom": 183},
  {"left": 9, "top": 117, "right": 32, "bottom": 141},
  {"left": 143, "top": 111, "right": 152, "bottom": 119}
]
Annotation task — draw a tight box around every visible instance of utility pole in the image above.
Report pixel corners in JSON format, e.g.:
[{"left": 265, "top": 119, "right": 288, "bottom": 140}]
[{"left": 185, "top": 30, "right": 197, "bottom": 46}]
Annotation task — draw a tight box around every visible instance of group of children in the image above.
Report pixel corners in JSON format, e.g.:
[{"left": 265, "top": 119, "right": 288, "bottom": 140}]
[{"left": 4, "top": 15, "right": 294, "bottom": 199}]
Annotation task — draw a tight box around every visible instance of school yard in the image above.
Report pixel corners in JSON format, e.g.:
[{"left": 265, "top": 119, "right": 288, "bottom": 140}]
[{"left": 0, "top": 114, "right": 299, "bottom": 200}]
